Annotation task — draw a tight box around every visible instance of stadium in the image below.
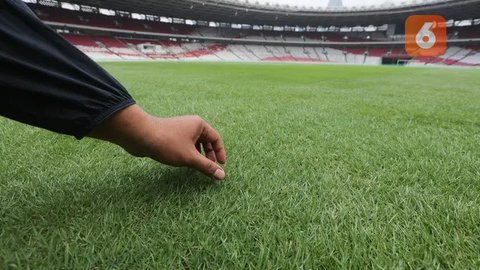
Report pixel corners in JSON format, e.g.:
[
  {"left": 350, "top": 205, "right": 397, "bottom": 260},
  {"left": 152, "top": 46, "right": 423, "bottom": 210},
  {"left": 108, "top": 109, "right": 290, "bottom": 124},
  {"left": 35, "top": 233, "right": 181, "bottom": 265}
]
[
  {"left": 25, "top": 0, "right": 480, "bottom": 65},
  {"left": 1, "top": 0, "right": 479, "bottom": 268}
]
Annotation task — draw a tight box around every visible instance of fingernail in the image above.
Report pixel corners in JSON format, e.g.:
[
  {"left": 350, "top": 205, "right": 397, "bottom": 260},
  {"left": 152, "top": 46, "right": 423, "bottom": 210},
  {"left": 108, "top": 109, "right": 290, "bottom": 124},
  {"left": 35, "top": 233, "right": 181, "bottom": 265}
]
[{"left": 213, "top": 169, "right": 225, "bottom": 181}]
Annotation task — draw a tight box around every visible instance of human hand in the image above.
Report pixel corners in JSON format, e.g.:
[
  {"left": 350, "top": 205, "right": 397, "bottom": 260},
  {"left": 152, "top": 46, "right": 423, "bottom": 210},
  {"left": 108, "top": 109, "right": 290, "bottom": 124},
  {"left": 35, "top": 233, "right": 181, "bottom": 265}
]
[{"left": 89, "top": 105, "right": 226, "bottom": 180}]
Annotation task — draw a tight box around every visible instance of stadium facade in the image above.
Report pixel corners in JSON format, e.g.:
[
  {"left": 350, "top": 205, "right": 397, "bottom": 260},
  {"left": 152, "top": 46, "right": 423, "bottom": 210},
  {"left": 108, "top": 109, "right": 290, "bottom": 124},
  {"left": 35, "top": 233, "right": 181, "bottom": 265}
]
[{"left": 26, "top": 0, "right": 480, "bottom": 66}]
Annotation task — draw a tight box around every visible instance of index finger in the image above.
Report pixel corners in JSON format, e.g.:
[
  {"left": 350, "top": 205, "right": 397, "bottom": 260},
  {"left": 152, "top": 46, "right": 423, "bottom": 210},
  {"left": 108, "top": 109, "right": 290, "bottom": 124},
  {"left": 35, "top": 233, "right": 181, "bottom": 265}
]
[{"left": 199, "top": 121, "right": 227, "bottom": 164}]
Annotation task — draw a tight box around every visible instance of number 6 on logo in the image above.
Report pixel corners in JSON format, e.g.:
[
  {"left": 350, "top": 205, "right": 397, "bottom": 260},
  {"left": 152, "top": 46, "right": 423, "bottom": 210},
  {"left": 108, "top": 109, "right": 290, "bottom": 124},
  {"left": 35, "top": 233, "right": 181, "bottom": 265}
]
[
  {"left": 406, "top": 15, "right": 446, "bottom": 57},
  {"left": 416, "top": 22, "right": 436, "bottom": 49}
]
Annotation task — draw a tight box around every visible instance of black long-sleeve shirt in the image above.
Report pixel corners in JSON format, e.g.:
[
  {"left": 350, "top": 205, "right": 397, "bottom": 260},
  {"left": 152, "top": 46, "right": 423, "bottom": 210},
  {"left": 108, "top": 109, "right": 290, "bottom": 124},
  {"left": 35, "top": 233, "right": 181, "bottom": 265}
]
[{"left": 0, "top": 0, "right": 135, "bottom": 139}]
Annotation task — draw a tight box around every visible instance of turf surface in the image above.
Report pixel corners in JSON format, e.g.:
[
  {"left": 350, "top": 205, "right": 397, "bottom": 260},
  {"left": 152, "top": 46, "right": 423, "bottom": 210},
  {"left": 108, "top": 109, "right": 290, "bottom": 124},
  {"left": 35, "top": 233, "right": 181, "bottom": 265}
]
[{"left": 1, "top": 62, "right": 479, "bottom": 269}]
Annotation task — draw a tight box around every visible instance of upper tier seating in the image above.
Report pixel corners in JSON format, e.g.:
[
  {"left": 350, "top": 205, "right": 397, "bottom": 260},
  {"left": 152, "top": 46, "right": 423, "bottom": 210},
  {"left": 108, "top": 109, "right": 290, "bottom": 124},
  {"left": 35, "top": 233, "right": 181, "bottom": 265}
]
[{"left": 32, "top": 5, "right": 194, "bottom": 35}]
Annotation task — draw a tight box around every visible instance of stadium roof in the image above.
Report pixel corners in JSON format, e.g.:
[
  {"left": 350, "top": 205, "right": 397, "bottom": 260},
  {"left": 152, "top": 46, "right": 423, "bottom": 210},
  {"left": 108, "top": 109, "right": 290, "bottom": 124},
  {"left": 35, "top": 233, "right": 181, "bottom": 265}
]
[{"left": 64, "top": 0, "right": 480, "bottom": 26}]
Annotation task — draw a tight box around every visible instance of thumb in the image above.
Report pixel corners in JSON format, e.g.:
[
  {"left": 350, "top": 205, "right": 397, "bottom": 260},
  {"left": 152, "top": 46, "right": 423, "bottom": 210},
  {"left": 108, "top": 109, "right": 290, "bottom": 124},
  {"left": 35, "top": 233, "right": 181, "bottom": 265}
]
[{"left": 190, "top": 152, "right": 225, "bottom": 181}]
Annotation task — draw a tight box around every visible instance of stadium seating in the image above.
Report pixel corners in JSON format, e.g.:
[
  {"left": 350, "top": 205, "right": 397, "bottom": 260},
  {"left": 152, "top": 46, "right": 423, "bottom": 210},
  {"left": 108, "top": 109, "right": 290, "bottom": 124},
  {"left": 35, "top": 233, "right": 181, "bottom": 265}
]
[
  {"left": 32, "top": 3, "right": 480, "bottom": 66},
  {"left": 32, "top": 5, "right": 194, "bottom": 35},
  {"left": 61, "top": 33, "right": 480, "bottom": 66},
  {"left": 68, "top": 37, "right": 479, "bottom": 67},
  {"left": 408, "top": 46, "right": 480, "bottom": 67},
  {"left": 62, "top": 34, "right": 147, "bottom": 60}
]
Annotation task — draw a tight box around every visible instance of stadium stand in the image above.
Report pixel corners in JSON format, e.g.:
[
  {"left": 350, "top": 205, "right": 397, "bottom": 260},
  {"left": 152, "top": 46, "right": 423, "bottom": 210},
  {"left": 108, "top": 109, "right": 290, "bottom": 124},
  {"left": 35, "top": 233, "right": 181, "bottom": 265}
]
[
  {"left": 28, "top": 0, "right": 480, "bottom": 66},
  {"left": 33, "top": 5, "right": 194, "bottom": 35}
]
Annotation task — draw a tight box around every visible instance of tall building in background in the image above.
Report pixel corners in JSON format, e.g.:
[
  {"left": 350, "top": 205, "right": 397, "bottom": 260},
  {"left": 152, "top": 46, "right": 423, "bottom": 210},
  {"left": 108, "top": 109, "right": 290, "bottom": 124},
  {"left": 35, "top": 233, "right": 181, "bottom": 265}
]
[{"left": 327, "top": 0, "right": 343, "bottom": 8}]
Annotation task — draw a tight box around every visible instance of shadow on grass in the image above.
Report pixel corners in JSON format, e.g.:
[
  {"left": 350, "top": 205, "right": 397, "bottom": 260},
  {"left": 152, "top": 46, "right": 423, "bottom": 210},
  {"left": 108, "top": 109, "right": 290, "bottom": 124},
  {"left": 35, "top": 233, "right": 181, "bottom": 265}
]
[
  {"left": 2, "top": 166, "right": 221, "bottom": 230},
  {"left": 112, "top": 166, "right": 219, "bottom": 203}
]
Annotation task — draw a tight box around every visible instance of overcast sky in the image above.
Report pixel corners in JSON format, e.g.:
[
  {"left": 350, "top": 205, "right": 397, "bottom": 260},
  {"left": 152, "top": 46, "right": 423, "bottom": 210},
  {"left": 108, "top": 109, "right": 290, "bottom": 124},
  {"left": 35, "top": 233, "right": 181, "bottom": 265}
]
[{"left": 255, "top": 0, "right": 414, "bottom": 8}]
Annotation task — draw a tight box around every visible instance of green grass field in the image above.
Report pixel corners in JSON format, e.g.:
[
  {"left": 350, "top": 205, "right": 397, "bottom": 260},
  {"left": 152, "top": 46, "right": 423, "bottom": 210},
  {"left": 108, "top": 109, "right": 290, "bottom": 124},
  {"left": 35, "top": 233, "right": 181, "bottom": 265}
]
[{"left": 1, "top": 62, "right": 479, "bottom": 269}]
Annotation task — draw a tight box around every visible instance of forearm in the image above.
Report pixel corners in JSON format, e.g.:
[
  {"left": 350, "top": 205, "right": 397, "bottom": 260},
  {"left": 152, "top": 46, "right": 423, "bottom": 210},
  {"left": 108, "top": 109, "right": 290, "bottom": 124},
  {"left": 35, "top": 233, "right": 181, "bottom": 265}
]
[{"left": 88, "top": 105, "right": 154, "bottom": 158}]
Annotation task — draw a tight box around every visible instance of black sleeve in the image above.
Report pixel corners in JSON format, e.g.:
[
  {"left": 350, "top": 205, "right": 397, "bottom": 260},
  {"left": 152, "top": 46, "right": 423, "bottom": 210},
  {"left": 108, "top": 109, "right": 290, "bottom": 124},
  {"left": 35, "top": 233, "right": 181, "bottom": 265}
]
[{"left": 0, "top": 0, "right": 135, "bottom": 139}]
